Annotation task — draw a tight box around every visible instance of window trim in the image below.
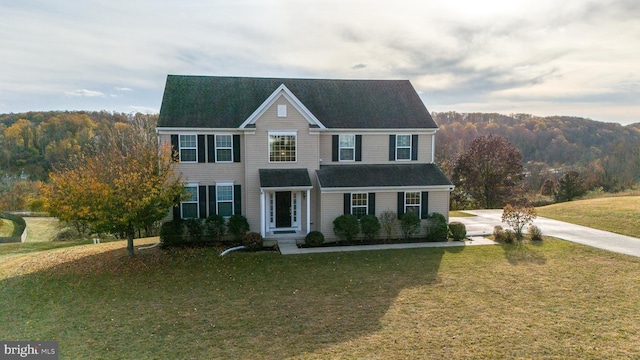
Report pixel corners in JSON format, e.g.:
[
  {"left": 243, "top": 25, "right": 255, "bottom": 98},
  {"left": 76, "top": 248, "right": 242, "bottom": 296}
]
[
  {"left": 181, "top": 183, "right": 199, "bottom": 219},
  {"left": 215, "top": 134, "right": 233, "bottom": 163},
  {"left": 339, "top": 134, "right": 356, "bottom": 162},
  {"left": 216, "top": 182, "right": 234, "bottom": 218},
  {"left": 268, "top": 131, "right": 297, "bottom": 163},
  {"left": 404, "top": 191, "right": 421, "bottom": 215},
  {"left": 179, "top": 134, "right": 198, "bottom": 163},
  {"left": 351, "top": 192, "right": 368, "bottom": 219},
  {"left": 395, "top": 134, "right": 412, "bottom": 161}
]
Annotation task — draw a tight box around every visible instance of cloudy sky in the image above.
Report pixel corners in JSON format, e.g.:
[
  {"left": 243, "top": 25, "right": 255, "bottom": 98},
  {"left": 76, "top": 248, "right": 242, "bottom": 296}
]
[{"left": 1, "top": 0, "right": 638, "bottom": 124}]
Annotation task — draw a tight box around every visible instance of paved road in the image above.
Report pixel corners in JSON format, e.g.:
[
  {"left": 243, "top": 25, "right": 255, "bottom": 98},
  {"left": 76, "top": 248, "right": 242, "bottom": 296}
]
[{"left": 453, "top": 209, "right": 640, "bottom": 258}]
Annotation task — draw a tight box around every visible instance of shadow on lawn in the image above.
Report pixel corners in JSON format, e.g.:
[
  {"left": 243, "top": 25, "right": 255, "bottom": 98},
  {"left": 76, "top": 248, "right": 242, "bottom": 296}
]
[
  {"left": 0, "top": 245, "right": 463, "bottom": 359},
  {"left": 502, "top": 241, "right": 547, "bottom": 265}
]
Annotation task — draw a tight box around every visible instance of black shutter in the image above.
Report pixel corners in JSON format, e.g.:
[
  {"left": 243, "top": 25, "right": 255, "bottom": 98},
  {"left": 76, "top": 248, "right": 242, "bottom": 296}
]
[
  {"left": 208, "top": 186, "right": 216, "bottom": 215},
  {"left": 355, "top": 135, "right": 362, "bottom": 162},
  {"left": 411, "top": 135, "right": 418, "bottom": 161},
  {"left": 368, "top": 193, "right": 375, "bottom": 216},
  {"left": 233, "top": 135, "right": 241, "bottom": 163},
  {"left": 207, "top": 135, "right": 215, "bottom": 163},
  {"left": 170, "top": 135, "right": 179, "bottom": 162},
  {"left": 397, "top": 192, "right": 404, "bottom": 218},
  {"left": 332, "top": 135, "right": 339, "bottom": 162},
  {"left": 234, "top": 185, "right": 242, "bottom": 215},
  {"left": 344, "top": 193, "right": 351, "bottom": 215},
  {"left": 197, "top": 135, "right": 205, "bottom": 163},
  {"left": 173, "top": 198, "right": 181, "bottom": 220},
  {"left": 421, "top": 192, "right": 429, "bottom": 219},
  {"left": 198, "top": 186, "right": 207, "bottom": 219},
  {"left": 389, "top": 135, "right": 396, "bottom": 161}
]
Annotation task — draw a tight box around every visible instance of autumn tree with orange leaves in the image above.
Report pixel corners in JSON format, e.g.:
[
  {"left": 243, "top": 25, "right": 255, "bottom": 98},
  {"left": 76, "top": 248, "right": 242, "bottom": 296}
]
[{"left": 42, "top": 118, "right": 183, "bottom": 256}]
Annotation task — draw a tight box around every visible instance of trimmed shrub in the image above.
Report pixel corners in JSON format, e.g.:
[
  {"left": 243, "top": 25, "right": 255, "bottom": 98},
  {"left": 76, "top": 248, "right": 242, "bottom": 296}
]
[
  {"left": 424, "top": 212, "right": 448, "bottom": 242},
  {"left": 304, "top": 231, "right": 325, "bottom": 247},
  {"left": 359, "top": 214, "right": 381, "bottom": 241},
  {"left": 243, "top": 232, "right": 263, "bottom": 251},
  {"left": 504, "top": 229, "right": 516, "bottom": 243},
  {"left": 228, "top": 214, "right": 250, "bottom": 242},
  {"left": 400, "top": 211, "right": 421, "bottom": 240},
  {"left": 185, "top": 218, "right": 204, "bottom": 240},
  {"left": 529, "top": 224, "right": 543, "bottom": 241},
  {"left": 333, "top": 214, "right": 359, "bottom": 243},
  {"left": 449, "top": 221, "right": 467, "bottom": 241},
  {"left": 379, "top": 210, "right": 397, "bottom": 239},
  {"left": 160, "top": 219, "right": 185, "bottom": 248},
  {"left": 205, "top": 214, "right": 226, "bottom": 242},
  {"left": 493, "top": 225, "right": 506, "bottom": 243}
]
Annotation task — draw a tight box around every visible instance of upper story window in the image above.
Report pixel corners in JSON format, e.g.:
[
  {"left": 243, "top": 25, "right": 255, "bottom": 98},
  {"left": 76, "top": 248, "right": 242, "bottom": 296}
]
[
  {"left": 179, "top": 134, "right": 197, "bottom": 162},
  {"left": 396, "top": 134, "right": 412, "bottom": 161},
  {"left": 181, "top": 185, "right": 199, "bottom": 218},
  {"left": 269, "top": 132, "right": 296, "bottom": 162},
  {"left": 339, "top": 134, "right": 355, "bottom": 161},
  {"left": 215, "top": 134, "right": 233, "bottom": 162}
]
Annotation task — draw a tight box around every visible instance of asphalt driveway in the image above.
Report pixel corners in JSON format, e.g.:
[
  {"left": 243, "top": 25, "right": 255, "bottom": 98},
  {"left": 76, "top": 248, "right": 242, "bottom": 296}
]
[{"left": 453, "top": 209, "right": 640, "bottom": 258}]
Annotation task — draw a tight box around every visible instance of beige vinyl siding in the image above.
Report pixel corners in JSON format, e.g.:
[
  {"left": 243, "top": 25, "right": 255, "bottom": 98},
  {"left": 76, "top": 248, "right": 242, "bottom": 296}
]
[
  {"left": 244, "top": 96, "right": 320, "bottom": 232},
  {"left": 428, "top": 190, "right": 450, "bottom": 221},
  {"left": 318, "top": 192, "right": 344, "bottom": 240},
  {"left": 319, "top": 133, "right": 434, "bottom": 164}
]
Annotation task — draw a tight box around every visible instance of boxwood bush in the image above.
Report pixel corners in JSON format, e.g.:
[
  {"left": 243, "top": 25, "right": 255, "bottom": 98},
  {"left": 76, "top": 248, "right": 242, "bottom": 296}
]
[
  {"left": 424, "top": 212, "right": 448, "bottom": 242},
  {"left": 448, "top": 221, "right": 467, "bottom": 241},
  {"left": 333, "top": 214, "right": 359, "bottom": 243},
  {"left": 304, "top": 231, "right": 325, "bottom": 247},
  {"left": 359, "top": 214, "right": 381, "bottom": 241}
]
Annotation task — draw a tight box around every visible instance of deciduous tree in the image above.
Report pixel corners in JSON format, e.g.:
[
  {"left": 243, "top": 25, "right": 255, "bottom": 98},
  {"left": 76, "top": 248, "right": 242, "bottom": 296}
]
[
  {"left": 452, "top": 134, "right": 524, "bottom": 209},
  {"left": 42, "top": 125, "right": 183, "bottom": 256}
]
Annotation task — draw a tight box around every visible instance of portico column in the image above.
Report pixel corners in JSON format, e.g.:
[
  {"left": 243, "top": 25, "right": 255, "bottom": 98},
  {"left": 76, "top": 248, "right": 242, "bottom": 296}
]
[
  {"left": 306, "top": 189, "right": 310, "bottom": 234},
  {"left": 260, "top": 189, "right": 265, "bottom": 237}
]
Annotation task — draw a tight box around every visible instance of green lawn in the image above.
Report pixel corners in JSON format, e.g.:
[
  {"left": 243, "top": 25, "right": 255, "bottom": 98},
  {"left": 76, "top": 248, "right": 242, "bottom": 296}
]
[
  {"left": 537, "top": 196, "right": 640, "bottom": 238},
  {"left": 1, "top": 238, "right": 639, "bottom": 359},
  {"left": 0, "top": 218, "right": 15, "bottom": 237}
]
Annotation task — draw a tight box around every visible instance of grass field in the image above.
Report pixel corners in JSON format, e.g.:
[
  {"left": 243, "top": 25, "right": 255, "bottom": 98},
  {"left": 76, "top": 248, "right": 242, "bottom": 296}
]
[
  {"left": 1, "top": 236, "right": 640, "bottom": 359},
  {"left": 23, "top": 217, "right": 63, "bottom": 242},
  {"left": 537, "top": 196, "right": 640, "bottom": 238},
  {"left": 0, "top": 218, "right": 15, "bottom": 237}
]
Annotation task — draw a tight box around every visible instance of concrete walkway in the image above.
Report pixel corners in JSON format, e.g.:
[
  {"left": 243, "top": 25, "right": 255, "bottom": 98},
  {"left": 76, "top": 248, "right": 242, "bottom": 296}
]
[
  {"left": 277, "top": 237, "right": 497, "bottom": 255},
  {"left": 458, "top": 210, "right": 640, "bottom": 258}
]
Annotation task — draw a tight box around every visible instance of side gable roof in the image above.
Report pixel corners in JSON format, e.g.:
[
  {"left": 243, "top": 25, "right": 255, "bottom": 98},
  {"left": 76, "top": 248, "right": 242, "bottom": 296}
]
[{"left": 157, "top": 75, "right": 438, "bottom": 129}]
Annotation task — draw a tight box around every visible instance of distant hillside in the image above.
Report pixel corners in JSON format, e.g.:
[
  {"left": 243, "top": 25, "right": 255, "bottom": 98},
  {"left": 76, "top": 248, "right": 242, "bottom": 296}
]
[{"left": 432, "top": 112, "right": 640, "bottom": 192}]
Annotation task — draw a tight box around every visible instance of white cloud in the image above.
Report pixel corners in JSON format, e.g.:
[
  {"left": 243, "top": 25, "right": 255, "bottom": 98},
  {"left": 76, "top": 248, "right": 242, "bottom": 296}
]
[{"left": 65, "top": 89, "right": 105, "bottom": 98}]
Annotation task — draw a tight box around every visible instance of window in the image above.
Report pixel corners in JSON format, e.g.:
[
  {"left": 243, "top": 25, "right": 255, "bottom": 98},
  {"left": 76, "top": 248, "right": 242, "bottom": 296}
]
[
  {"left": 216, "top": 184, "right": 234, "bottom": 217},
  {"left": 339, "top": 134, "right": 355, "bottom": 161},
  {"left": 405, "top": 191, "right": 421, "bottom": 215},
  {"left": 179, "top": 135, "right": 197, "bottom": 162},
  {"left": 396, "top": 134, "right": 411, "bottom": 161},
  {"left": 351, "top": 193, "right": 368, "bottom": 219},
  {"left": 181, "top": 185, "right": 198, "bottom": 218},
  {"left": 215, "top": 135, "right": 233, "bottom": 162},
  {"left": 269, "top": 133, "right": 296, "bottom": 162}
]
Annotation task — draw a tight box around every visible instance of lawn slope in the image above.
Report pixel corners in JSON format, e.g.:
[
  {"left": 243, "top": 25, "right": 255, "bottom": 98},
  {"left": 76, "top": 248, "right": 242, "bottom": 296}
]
[{"left": 537, "top": 196, "right": 640, "bottom": 238}]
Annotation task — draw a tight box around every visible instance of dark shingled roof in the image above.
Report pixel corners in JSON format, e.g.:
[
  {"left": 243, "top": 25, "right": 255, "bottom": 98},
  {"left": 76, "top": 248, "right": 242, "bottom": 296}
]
[
  {"left": 259, "top": 169, "right": 312, "bottom": 188},
  {"left": 157, "top": 75, "right": 437, "bottom": 129},
  {"left": 316, "top": 164, "right": 452, "bottom": 188}
]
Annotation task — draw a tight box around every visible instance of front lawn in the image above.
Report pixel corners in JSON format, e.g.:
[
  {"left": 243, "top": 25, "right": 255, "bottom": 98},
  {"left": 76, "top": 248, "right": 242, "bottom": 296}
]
[{"left": 1, "top": 237, "right": 639, "bottom": 359}]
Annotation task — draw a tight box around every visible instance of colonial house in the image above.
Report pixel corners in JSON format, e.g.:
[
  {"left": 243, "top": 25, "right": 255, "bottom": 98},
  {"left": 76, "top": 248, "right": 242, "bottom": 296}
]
[{"left": 156, "top": 75, "right": 453, "bottom": 242}]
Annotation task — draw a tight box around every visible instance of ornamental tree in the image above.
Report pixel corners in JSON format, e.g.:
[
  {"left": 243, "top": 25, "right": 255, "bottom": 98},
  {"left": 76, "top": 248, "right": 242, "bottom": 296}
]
[
  {"left": 501, "top": 204, "right": 537, "bottom": 241},
  {"left": 42, "top": 122, "right": 183, "bottom": 257}
]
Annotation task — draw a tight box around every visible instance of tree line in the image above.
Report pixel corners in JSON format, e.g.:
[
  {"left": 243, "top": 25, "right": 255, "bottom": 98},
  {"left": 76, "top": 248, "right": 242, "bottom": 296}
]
[{"left": 433, "top": 112, "right": 640, "bottom": 196}]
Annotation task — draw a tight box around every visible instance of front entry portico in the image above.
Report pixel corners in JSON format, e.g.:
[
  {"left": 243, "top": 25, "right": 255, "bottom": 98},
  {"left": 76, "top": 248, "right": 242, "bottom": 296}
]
[{"left": 258, "top": 169, "right": 313, "bottom": 238}]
